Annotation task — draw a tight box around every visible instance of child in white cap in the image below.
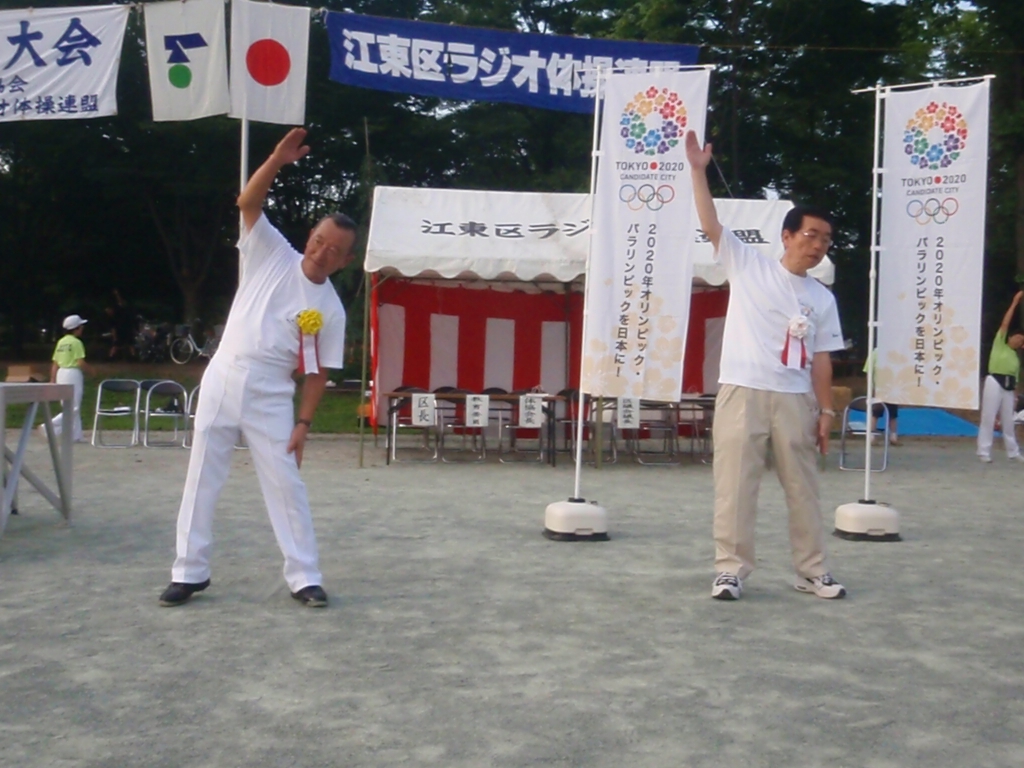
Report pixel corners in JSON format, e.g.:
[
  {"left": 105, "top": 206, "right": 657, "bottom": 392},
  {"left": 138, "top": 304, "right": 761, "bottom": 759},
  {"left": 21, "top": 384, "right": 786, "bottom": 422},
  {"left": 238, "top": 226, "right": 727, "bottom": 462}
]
[{"left": 48, "top": 315, "right": 93, "bottom": 442}]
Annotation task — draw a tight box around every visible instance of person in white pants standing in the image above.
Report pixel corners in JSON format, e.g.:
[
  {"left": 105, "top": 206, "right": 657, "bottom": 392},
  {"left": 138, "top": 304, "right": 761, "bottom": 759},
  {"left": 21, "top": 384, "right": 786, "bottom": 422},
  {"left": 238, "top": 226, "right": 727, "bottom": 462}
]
[
  {"left": 159, "top": 128, "right": 356, "bottom": 609},
  {"left": 48, "top": 315, "right": 93, "bottom": 442},
  {"left": 977, "top": 290, "right": 1024, "bottom": 463}
]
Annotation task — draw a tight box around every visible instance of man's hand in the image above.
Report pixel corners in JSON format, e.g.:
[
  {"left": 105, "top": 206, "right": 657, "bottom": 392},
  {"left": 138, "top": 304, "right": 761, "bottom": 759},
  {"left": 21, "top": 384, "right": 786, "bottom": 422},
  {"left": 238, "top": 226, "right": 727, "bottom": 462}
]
[
  {"left": 684, "top": 130, "right": 713, "bottom": 172},
  {"left": 1014, "top": 289, "right": 1024, "bottom": 306},
  {"left": 287, "top": 422, "right": 310, "bottom": 468},
  {"left": 271, "top": 127, "right": 311, "bottom": 167},
  {"left": 816, "top": 413, "right": 832, "bottom": 455},
  {"left": 238, "top": 127, "right": 312, "bottom": 229}
]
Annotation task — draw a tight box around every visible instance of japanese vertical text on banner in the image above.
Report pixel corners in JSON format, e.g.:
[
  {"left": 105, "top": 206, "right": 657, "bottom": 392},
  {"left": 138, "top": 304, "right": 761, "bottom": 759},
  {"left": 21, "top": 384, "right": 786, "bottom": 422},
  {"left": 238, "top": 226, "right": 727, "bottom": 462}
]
[
  {"left": 580, "top": 68, "right": 710, "bottom": 401},
  {"left": 876, "top": 81, "right": 989, "bottom": 409}
]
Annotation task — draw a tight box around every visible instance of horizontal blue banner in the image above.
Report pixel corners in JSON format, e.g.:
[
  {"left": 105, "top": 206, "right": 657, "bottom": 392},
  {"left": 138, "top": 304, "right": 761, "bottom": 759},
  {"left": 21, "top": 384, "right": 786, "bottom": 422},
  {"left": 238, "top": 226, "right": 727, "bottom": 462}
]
[{"left": 326, "top": 13, "right": 700, "bottom": 114}]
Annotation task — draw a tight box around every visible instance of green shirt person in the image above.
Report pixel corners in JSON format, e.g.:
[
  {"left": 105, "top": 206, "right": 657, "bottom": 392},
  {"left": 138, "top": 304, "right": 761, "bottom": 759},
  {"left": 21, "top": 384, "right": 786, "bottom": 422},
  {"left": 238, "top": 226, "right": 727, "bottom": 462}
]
[
  {"left": 47, "top": 315, "right": 93, "bottom": 443},
  {"left": 977, "top": 291, "right": 1024, "bottom": 463}
]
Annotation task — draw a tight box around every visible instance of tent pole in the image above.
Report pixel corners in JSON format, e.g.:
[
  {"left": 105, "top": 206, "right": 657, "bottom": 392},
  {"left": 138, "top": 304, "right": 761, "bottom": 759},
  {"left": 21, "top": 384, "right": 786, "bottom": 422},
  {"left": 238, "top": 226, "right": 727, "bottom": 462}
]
[{"left": 358, "top": 271, "right": 370, "bottom": 468}]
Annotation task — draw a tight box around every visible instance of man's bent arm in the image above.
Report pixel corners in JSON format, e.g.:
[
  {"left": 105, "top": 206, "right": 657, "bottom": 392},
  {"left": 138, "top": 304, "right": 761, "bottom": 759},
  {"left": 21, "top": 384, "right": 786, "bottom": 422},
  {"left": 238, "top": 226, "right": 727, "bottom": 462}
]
[
  {"left": 296, "top": 370, "right": 329, "bottom": 425},
  {"left": 238, "top": 128, "right": 311, "bottom": 231},
  {"left": 287, "top": 369, "right": 329, "bottom": 468}
]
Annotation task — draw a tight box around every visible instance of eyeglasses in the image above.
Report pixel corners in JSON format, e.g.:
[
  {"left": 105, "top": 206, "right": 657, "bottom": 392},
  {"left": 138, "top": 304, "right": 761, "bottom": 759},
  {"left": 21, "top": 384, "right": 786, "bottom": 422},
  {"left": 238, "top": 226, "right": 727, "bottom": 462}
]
[{"left": 799, "top": 230, "right": 833, "bottom": 247}]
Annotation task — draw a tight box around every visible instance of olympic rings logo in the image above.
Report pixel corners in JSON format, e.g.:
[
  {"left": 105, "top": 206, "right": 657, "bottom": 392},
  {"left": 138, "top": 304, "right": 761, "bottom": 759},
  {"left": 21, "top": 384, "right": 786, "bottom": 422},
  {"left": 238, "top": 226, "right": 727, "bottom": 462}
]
[
  {"left": 906, "top": 197, "right": 959, "bottom": 225},
  {"left": 619, "top": 184, "right": 675, "bottom": 211}
]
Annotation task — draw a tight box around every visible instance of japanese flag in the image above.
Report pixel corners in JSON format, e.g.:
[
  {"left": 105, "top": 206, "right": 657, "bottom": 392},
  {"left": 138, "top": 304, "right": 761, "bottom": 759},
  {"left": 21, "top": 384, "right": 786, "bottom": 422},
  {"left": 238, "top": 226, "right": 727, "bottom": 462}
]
[
  {"left": 145, "top": 0, "right": 230, "bottom": 122},
  {"left": 229, "top": 0, "right": 309, "bottom": 125}
]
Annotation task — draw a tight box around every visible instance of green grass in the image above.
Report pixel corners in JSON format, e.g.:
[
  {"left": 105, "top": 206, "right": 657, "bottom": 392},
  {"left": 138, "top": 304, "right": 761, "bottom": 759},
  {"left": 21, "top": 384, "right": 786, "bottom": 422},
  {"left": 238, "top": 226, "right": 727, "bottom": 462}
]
[{"left": 4, "top": 373, "right": 367, "bottom": 435}]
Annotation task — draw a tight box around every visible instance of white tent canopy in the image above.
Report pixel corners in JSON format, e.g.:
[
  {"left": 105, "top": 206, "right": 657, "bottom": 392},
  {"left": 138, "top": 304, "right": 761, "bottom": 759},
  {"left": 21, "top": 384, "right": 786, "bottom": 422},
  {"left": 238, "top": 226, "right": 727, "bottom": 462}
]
[{"left": 365, "top": 186, "right": 835, "bottom": 286}]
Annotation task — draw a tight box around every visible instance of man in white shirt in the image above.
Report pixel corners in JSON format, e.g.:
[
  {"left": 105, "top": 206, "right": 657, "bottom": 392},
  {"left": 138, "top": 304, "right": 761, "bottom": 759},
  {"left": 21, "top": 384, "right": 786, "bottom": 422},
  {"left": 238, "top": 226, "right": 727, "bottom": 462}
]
[
  {"left": 685, "top": 130, "right": 847, "bottom": 601},
  {"left": 159, "top": 128, "right": 356, "bottom": 608}
]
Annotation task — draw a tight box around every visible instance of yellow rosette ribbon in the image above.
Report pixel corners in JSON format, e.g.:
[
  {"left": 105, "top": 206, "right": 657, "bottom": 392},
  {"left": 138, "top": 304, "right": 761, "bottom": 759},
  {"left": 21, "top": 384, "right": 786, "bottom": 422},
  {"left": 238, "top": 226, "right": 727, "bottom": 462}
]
[{"left": 296, "top": 309, "right": 324, "bottom": 374}]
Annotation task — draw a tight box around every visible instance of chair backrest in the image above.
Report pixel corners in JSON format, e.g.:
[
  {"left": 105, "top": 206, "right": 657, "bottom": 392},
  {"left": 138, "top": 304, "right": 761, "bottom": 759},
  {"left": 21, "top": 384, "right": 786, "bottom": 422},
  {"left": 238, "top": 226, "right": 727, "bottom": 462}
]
[
  {"left": 149, "top": 380, "right": 185, "bottom": 397},
  {"left": 99, "top": 378, "right": 140, "bottom": 394},
  {"left": 140, "top": 378, "right": 163, "bottom": 392}
]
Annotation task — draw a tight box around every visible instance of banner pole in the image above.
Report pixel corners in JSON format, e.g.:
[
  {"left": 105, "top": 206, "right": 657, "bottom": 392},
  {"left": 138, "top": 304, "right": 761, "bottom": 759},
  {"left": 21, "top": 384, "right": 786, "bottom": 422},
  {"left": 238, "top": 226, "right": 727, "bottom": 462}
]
[
  {"left": 572, "top": 65, "right": 605, "bottom": 501},
  {"left": 862, "top": 86, "right": 884, "bottom": 501}
]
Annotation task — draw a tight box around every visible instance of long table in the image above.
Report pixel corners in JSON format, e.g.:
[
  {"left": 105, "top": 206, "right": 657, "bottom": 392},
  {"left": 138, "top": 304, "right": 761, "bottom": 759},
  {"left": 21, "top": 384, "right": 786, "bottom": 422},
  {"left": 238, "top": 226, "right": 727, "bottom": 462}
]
[
  {"left": 383, "top": 391, "right": 561, "bottom": 465},
  {"left": 1, "top": 382, "right": 75, "bottom": 537}
]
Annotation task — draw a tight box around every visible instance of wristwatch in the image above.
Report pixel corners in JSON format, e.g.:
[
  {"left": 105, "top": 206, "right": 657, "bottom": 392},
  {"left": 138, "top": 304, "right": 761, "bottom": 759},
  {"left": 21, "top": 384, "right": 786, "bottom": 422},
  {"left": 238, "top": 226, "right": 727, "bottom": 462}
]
[
  {"left": 820, "top": 409, "right": 837, "bottom": 418},
  {"left": 296, "top": 418, "right": 312, "bottom": 428}
]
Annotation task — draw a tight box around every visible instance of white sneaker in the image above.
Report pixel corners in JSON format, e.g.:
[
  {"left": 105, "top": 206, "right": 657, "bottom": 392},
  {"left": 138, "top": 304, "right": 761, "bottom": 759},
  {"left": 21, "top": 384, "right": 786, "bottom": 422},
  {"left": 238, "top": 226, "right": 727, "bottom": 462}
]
[
  {"left": 711, "top": 572, "right": 742, "bottom": 600},
  {"left": 979, "top": 455, "right": 993, "bottom": 463},
  {"left": 794, "top": 573, "right": 846, "bottom": 599}
]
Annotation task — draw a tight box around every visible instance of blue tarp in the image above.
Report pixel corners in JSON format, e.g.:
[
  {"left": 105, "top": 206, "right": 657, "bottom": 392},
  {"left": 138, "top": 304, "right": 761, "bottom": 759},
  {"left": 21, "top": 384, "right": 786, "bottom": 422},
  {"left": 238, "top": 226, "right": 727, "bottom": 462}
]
[{"left": 847, "top": 406, "right": 978, "bottom": 437}]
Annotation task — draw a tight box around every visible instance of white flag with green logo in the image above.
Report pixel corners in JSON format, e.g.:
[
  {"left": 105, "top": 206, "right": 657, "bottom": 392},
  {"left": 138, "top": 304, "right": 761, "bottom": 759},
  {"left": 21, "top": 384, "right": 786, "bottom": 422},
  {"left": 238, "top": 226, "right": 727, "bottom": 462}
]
[{"left": 144, "top": 0, "right": 229, "bottom": 122}]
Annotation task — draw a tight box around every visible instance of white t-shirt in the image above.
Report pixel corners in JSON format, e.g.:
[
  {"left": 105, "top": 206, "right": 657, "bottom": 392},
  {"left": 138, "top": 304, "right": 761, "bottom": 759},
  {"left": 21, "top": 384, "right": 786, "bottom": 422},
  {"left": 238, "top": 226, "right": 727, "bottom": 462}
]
[
  {"left": 216, "top": 214, "right": 347, "bottom": 373},
  {"left": 716, "top": 229, "right": 844, "bottom": 393}
]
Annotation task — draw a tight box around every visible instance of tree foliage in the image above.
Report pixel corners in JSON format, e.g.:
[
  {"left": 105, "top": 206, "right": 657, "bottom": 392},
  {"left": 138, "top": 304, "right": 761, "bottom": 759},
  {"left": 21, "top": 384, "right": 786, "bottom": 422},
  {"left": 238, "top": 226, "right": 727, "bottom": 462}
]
[{"left": 1, "top": 0, "right": 1022, "bottom": 360}]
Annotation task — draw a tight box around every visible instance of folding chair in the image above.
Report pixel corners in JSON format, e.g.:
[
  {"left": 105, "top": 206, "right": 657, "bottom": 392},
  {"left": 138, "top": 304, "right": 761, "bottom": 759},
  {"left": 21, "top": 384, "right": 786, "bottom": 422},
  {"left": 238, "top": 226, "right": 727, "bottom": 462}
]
[
  {"left": 141, "top": 380, "right": 188, "bottom": 447},
  {"left": 481, "top": 387, "right": 512, "bottom": 454},
  {"left": 438, "top": 389, "right": 488, "bottom": 463},
  {"left": 632, "top": 401, "right": 681, "bottom": 465},
  {"left": 499, "top": 391, "right": 547, "bottom": 463},
  {"left": 91, "top": 379, "right": 141, "bottom": 447},
  {"left": 839, "top": 396, "right": 889, "bottom": 471},
  {"left": 586, "top": 397, "right": 618, "bottom": 465}
]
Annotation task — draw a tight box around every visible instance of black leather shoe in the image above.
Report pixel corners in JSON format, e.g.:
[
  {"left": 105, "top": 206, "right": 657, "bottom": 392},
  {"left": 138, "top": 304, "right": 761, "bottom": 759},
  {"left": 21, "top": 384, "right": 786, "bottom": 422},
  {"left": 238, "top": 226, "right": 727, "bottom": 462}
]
[
  {"left": 159, "top": 579, "right": 211, "bottom": 607},
  {"left": 290, "top": 585, "right": 328, "bottom": 607}
]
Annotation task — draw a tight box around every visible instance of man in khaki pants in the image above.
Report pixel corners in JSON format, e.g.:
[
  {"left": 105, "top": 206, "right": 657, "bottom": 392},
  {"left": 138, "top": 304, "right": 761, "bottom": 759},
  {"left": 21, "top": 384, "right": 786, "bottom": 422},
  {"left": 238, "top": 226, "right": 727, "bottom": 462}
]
[{"left": 685, "top": 131, "right": 847, "bottom": 600}]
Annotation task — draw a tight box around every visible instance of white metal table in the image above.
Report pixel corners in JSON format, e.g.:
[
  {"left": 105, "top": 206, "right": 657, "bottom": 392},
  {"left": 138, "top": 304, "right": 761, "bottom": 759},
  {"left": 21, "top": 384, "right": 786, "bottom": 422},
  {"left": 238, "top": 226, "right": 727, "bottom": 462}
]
[{"left": 1, "top": 382, "right": 75, "bottom": 537}]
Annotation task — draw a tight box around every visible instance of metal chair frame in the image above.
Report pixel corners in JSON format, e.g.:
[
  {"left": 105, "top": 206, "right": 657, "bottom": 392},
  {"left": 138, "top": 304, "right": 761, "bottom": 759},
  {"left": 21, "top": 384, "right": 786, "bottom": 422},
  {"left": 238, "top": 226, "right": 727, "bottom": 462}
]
[
  {"left": 91, "top": 379, "right": 141, "bottom": 447},
  {"left": 141, "top": 380, "right": 189, "bottom": 448},
  {"left": 839, "top": 396, "right": 889, "bottom": 471}
]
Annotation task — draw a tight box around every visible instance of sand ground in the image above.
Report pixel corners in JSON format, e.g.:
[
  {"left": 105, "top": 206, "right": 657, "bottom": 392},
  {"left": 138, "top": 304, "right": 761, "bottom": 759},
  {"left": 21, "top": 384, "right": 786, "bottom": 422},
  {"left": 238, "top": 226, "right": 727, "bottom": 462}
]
[{"left": 1, "top": 432, "right": 1022, "bottom": 767}]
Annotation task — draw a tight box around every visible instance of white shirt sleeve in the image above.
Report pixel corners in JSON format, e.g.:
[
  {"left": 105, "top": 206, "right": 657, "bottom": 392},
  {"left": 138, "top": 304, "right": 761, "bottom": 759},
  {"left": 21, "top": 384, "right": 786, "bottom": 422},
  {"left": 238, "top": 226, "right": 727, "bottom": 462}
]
[
  {"left": 813, "top": 294, "right": 845, "bottom": 354},
  {"left": 714, "top": 228, "right": 759, "bottom": 279},
  {"left": 237, "top": 213, "right": 298, "bottom": 276}
]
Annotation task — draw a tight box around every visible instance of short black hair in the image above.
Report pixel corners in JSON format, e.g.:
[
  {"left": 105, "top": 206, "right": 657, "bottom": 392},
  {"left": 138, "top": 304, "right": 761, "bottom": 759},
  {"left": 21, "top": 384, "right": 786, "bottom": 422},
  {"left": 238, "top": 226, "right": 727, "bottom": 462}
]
[
  {"left": 320, "top": 212, "right": 357, "bottom": 232},
  {"left": 782, "top": 204, "right": 834, "bottom": 235}
]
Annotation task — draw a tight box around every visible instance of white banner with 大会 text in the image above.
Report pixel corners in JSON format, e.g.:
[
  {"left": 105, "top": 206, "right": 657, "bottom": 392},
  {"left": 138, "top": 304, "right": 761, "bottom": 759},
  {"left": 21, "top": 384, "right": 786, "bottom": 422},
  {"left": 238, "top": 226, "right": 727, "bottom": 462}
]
[
  {"left": 580, "top": 68, "right": 709, "bottom": 400},
  {"left": 876, "top": 81, "right": 990, "bottom": 410}
]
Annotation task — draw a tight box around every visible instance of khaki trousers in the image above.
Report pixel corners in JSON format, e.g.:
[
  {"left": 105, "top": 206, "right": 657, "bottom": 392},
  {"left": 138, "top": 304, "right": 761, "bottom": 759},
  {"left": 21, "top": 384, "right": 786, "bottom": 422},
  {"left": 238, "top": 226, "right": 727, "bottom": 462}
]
[{"left": 712, "top": 384, "right": 829, "bottom": 581}]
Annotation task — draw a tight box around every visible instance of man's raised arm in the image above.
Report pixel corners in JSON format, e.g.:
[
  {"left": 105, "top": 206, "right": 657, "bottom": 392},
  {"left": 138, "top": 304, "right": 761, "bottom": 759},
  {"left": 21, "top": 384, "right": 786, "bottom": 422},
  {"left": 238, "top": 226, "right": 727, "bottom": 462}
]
[
  {"left": 684, "top": 130, "right": 722, "bottom": 251},
  {"left": 237, "top": 127, "right": 311, "bottom": 231}
]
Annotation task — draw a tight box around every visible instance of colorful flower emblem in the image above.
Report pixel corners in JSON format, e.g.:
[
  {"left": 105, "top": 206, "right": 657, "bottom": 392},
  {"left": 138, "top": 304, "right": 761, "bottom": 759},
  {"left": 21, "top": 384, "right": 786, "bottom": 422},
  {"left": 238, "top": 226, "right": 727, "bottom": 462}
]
[
  {"left": 903, "top": 101, "right": 968, "bottom": 171},
  {"left": 619, "top": 87, "right": 687, "bottom": 156}
]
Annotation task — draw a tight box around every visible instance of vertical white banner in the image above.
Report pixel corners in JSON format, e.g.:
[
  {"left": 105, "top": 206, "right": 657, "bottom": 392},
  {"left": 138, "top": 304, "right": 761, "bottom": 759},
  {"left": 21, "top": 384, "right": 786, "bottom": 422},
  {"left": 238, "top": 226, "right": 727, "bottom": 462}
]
[
  {"left": 876, "top": 81, "right": 990, "bottom": 409},
  {"left": 581, "top": 68, "right": 709, "bottom": 401},
  {"left": 0, "top": 5, "right": 129, "bottom": 122},
  {"left": 145, "top": 0, "right": 230, "bottom": 122}
]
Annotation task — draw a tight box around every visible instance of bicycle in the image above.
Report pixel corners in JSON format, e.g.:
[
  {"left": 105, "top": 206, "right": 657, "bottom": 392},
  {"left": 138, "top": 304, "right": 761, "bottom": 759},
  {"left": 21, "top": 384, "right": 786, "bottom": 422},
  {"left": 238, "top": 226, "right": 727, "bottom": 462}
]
[{"left": 170, "top": 323, "right": 220, "bottom": 364}]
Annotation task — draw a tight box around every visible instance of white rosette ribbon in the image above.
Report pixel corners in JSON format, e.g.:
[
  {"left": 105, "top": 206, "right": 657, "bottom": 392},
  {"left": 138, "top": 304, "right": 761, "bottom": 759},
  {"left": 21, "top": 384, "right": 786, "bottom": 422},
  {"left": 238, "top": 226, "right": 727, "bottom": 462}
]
[{"left": 782, "top": 315, "right": 809, "bottom": 370}]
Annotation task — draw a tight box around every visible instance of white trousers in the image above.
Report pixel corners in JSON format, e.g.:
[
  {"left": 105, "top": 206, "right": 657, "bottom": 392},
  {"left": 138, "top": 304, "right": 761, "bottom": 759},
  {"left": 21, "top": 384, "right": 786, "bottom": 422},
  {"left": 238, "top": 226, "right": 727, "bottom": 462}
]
[
  {"left": 51, "top": 367, "right": 84, "bottom": 442},
  {"left": 977, "top": 375, "right": 1019, "bottom": 459},
  {"left": 171, "top": 358, "right": 322, "bottom": 591}
]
